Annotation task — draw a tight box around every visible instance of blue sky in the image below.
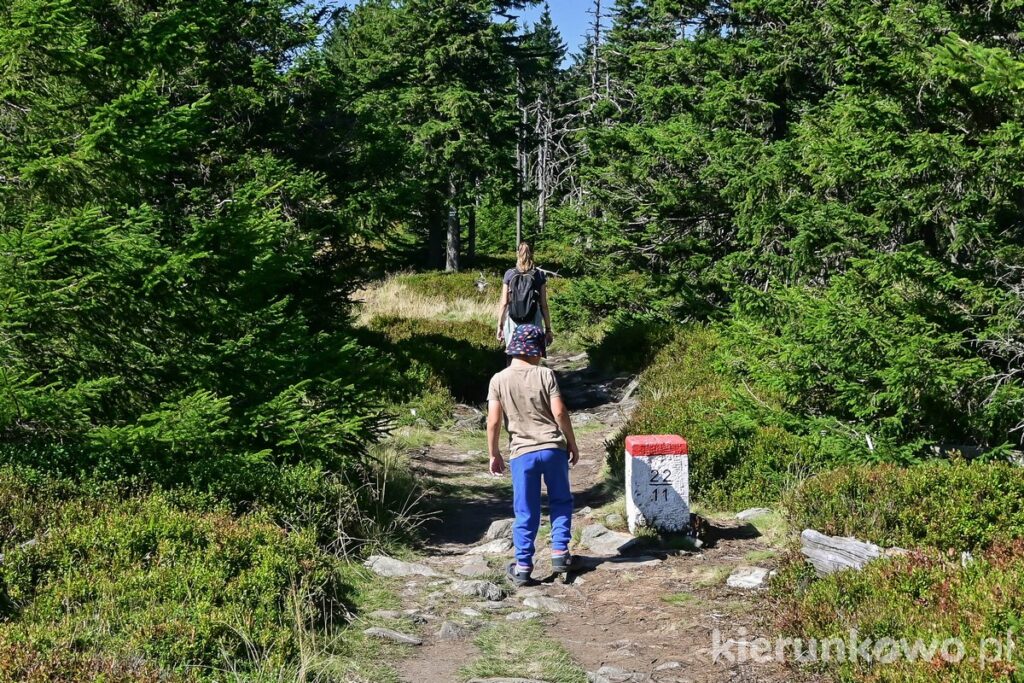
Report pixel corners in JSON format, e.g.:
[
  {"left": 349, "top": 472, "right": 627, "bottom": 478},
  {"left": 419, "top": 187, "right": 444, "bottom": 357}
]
[
  {"left": 516, "top": 2, "right": 591, "bottom": 59},
  {"left": 330, "top": 2, "right": 591, "bottom": 62}
]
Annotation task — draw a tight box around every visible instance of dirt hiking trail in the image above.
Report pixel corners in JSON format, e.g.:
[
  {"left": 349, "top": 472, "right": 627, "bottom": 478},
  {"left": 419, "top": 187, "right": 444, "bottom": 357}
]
[{"left": 371, "top": 351, "right": 794, "bottom": 683}]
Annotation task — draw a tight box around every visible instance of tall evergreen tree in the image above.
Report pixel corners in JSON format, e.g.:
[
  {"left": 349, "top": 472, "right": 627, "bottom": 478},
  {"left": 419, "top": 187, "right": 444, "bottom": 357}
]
[
  {"left": 0, "top": 0, "right": 381, "bottom": 496},
  {"left": 327, "top": 0, "right": 518, "bottom": 271}
]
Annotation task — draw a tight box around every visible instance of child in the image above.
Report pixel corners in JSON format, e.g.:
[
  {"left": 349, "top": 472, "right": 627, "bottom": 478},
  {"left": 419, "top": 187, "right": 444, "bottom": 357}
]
[{"left": 486, "top": 324, "right": 580, "bottom": 586}]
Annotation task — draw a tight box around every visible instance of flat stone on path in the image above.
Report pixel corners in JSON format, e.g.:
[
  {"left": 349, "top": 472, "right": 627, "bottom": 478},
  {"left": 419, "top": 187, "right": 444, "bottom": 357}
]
[
  {"left": 363, "top": 627, "right": 423, "bottom": 645},
  {"left": 506, "top": 610, "right": 541, "bottom": 621},
  {"left": 367, "top": 609, "right": 403, "bottom": 620},
  {"left": 726, "top": 566, "right": 772, "bottom": 589},
  {"left": 522, "top": 595, "right": 570, "bottom": 613},
  {"left": 484, "top": 518, "right": 515, "bottom": 540},
  {"left": 364, "top": 555, "right": 438, "bottom": 578},
  {"left": 437, "top": 621, "right": 472, "bottom": 640},
  {"left": 604, "top": 512, "right": 625, "bottom": 528},
  {"left": 580, "top": 555, "right": 662, "bottom": 571},
  {"left": 466, "top": 538, "right": 513, "bottom": 555},
  {"left": 449, "top": 580, "right": 506, "bottom": 601},
  {"left": 456, "top": 556, "right": 493, "bottom": 578},
  {"left": 588, "top": 666, "right": 651, "bottom": 683},
  {"left": 736, "top": 507, "right": 773, "bottom": 521},
  {"left": 581, "top": 523, "right": 641, "bottom": 556},
  {"left": 468, "top": 679, "right": 553, "bottom": 683}
]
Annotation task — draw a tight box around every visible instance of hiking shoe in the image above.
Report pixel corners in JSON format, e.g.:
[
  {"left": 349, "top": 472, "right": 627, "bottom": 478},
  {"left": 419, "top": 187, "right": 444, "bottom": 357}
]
[
  {"left": 551, "top": 552, "right": 574, "bottom": 573},
  {"left": 506, "top": 561, "right": 532, "bottom": 587}
]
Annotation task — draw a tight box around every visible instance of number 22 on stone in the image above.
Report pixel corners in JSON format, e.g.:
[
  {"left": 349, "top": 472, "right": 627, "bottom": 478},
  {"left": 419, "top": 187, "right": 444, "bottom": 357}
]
[{"left": 650, "top": 468, "right": 671, "bottom": 501}]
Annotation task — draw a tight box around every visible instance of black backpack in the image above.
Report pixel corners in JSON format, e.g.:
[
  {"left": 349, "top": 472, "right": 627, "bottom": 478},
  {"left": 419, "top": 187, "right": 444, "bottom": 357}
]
[{"left": 508, "top": 270, "right": 538, "bottom": 323}]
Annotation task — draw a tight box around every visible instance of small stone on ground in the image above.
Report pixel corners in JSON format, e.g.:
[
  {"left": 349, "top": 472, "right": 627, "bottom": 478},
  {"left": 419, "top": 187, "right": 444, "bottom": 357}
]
[
  {"left": 363, "top": 627, "right": 423, "bottom": 645},
  {"left": 456, "top": 556, "right": 493, "bottom": 577},
  {"left": 484, "top": 518, "right": 515, "bottom": 540},
  {"left": 726, "top": 565, "right": 772, "bottom": 589},
  {"left": 736, "top": 507, "right": 773, "bottom": 521},
  {"left": 604, "top": 512, "right": 624, "bottom": 528},
  {"left": 587, "top": 666, "right": 650, "bottom": 683},
  {"left": 368, "top": 609, "right": 403, "bottom": 620},
  {"left": 581, "top": 555, "right": 662, "bottom": 571},
  {"left": 466, "top": 538, "right": 513, "bottom": 555},
  {"left": 364, "top": 555, "right": 438, "bottom": 578},
  {"left": 437, "top": 620, "right": 471, "bottom": 640},
  {"left": 449, "top": 580, "right": 506, "bottom": 601},
  {"left": 581, "top": 523, "right": 641, "bottom": 556},
  {"left": 506, "top": 610, "right": 541, "bottom": 621},
  {"left": 522, "top": 595, "right": 569, "bottom": 613}
]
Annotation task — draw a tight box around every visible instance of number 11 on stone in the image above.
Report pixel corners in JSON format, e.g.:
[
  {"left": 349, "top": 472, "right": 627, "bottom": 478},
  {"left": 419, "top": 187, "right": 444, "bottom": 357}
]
[{"left": 625, "top": 435, "right": 689, "bottom": 534}]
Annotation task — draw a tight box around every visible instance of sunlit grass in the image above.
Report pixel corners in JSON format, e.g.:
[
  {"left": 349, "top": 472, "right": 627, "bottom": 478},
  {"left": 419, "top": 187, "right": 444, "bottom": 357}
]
[{"left": 459, "top": 621, "right": 587, "bottom": 683}]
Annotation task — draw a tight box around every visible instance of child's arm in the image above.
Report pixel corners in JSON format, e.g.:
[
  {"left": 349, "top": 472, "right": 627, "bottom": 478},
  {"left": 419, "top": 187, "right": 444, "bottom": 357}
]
[
  {"left": 551, "top": 394, "right": 579, "bottom": 466},
  {"left": 487, "top": 399, "right": 505, "bottom": 475}
]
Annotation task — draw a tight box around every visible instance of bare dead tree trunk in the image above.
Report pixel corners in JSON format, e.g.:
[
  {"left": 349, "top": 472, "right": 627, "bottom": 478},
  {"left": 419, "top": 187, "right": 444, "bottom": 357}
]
[
  {"left": 445, "top": 177, "right": 460, "bottom": 272},
  {"left": 537, "top": 101, "right": 551, "bottom": 234},
  {"left": 589, "top": 0, "right": 602, "bottom": 97},
  {"left": 515, "top": 69, "right": 525, "bottom": 248}
]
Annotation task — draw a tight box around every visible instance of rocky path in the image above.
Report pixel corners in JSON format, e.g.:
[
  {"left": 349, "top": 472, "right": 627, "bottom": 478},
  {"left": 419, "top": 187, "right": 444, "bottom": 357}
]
[{"left": 365, "top": 353, "right": 792, "bottom": 683}]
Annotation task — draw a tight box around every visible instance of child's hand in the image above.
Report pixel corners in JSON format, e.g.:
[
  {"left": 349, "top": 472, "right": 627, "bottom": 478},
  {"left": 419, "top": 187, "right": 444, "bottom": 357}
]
[
  {"left": 489, "top": 454, "right": 505, "bottom": 476},
  {"left": 569, "top": 445, "right": 580, "bottom": 467}
]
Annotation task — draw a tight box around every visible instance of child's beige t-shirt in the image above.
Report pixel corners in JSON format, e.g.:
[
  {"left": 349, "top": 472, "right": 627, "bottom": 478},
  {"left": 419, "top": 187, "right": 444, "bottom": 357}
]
[{"left": 487, "top": 365, "right": 567, "bottom": 460}]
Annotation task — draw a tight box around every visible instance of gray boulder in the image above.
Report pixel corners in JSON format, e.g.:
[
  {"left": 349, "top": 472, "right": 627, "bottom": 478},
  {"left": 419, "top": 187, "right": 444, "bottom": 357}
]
[{"left": 485, "top": 518, "right": 515, "bottom": 541}]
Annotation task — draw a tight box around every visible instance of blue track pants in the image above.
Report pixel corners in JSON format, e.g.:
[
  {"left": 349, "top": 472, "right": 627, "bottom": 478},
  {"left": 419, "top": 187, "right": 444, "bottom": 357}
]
[{"left": 509, "top": 448, "right": 573, "bottom": 567}]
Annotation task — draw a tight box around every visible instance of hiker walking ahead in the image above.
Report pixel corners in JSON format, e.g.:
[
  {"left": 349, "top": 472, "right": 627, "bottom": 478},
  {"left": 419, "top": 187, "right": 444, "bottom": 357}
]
[
  {"left": 486, "top": 324, "right": 580, "bottom": 586},
  {"left": 496, "top": 243, "right": 553, "bottom": 355}
]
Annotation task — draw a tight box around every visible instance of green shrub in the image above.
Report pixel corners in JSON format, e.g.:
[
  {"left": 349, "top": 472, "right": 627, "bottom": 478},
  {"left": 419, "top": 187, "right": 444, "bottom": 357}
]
[
  {"left": 585, "top": 313, "right": 675, "bottom": 374},
  {"left": 773, "top": 542, "right": 1024, "bottom": 682},
  {"left": 0, "top": 490, "right": 341, "bottom": 681},
  {"left": 723, "top": 249, "right": 1024, "bottom": 462},
  {"left": 607, "top": 326, "right": 827, "bottom": 508},
  {"left": 0, "top": 2, "right": 386, "bottom": 506},
  {"left": 785, "top": 462, "right": 1024, "bottom": 552},
  {"left": 365, "top": 315, "right": 503, "bottom": 404},
  {"left": 549, "top": 273, "right": 658, "bottom": 332}
]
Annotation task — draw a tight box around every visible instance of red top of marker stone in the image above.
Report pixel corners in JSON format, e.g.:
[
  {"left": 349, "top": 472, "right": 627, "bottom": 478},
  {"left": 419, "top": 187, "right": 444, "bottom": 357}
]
[{"left": 625, "top": 435, "right": 688, "bottom": 457}]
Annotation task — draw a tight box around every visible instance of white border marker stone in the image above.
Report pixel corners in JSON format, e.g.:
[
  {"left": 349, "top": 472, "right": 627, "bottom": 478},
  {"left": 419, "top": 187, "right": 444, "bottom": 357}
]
[{"left": 625, "top": 435, "right": 689, "bottom": 534}]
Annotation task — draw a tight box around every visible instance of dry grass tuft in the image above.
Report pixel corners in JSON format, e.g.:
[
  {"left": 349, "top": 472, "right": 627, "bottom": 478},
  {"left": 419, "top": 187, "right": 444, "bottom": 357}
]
[{"left": 354, "top": 275, "right": 497, "bottom": 326}]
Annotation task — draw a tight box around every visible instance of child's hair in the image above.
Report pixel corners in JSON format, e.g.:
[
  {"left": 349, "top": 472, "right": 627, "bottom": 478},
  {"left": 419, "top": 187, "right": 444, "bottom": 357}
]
[{"left": 516, "top": 242, "right": 534, "bottom": 273}]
